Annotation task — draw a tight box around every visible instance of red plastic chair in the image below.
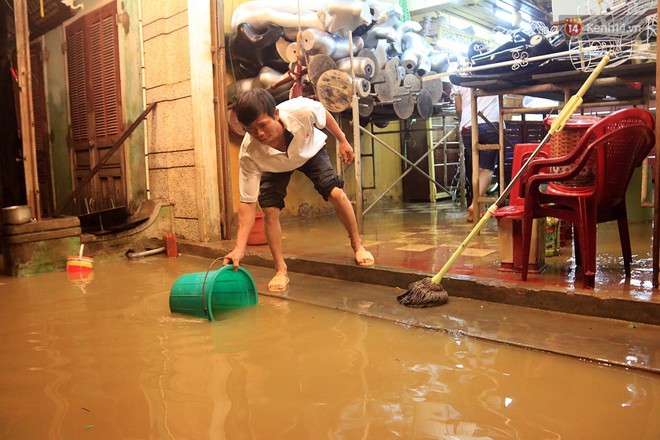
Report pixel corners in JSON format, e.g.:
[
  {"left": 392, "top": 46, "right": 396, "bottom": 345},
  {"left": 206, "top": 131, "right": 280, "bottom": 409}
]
[
  {"left": 541, "top": 108, "right": 655, "bottom": 194},
  {"left": 520, "top": 124, "right": 655, "bottom": 288},
  {"left": 521, "top": 108, "right": 655, "bottom": 281},
  {"left": 494, "top": 143, "right": 551, "bottom": 218},
  {"left": 493, "top": 143, "right": 550, "bottom": 271}
]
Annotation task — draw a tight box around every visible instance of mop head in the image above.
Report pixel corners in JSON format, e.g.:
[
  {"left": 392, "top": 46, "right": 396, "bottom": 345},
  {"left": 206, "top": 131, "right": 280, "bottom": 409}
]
[{"left": 396, "top": 277, "right": 448, "bottom": 308}]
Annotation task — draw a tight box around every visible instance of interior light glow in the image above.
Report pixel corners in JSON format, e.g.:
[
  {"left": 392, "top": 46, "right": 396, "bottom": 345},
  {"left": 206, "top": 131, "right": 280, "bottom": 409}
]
[{"left": 496, "top": 10, "right": 514, "bottom": 24}]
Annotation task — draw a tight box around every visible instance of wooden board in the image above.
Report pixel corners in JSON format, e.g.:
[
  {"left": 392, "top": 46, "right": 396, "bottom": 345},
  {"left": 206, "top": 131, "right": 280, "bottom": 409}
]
[
  {"left": 373, "top": 61, "right": 399, "bottom": 102},
  {"left": 416, "top": 89, "right": 434, "bottom": 120},
  {"left": 393, "top": 88, "right": 414, "bottom": 119},
  {"left": 317, "top": 69, "right": 353, "bottom": 113},
  {"left": 308, "top": 54, "right": 337, "bottom": 87}
]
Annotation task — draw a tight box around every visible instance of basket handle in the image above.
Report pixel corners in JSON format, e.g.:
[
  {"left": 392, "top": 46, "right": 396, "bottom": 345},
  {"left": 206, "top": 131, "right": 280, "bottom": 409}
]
[{"left": 201, "top": 256, "right": 226, "bottom": 315}]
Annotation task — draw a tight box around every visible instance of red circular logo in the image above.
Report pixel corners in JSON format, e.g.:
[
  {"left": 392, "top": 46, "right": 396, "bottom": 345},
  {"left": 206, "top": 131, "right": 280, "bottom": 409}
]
[{"left": 564, "top": 18, "right": 583, "bottom": 37}]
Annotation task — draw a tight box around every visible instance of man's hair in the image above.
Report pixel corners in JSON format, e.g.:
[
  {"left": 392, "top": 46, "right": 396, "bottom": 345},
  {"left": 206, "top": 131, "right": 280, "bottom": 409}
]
[{"left": 235, "top": 88, "right": 276, "bottom": 125}]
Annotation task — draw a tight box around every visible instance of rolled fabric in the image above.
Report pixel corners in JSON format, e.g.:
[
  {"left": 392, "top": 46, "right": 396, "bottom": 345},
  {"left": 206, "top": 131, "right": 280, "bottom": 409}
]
[
  {"left": 335, "top": 56, "right": 376, "bottom": 80},
  {"left": 230, "top": 23, "right": 288, "bottom": 78},
  {"left": 275, "top": 37, "right": 291, "bottom": 63},
  {"left": 331, "top": 35, "right": 364, "bottom": 59},
  {"left": 226, "top": 77, "right": 261, "bottom": 104},
  {"left": 323, "top": 1, "right": 373, "bottom": 34},
  {"left": 285, "top": 42, "right": 300, "bottom": 63},
  {"left": 429, "top": 52, "right": 450, "bottom": 73},
  {"left": 301, "top": 28, "right": 337, "bottom": 56},
  {"left": 231, "top": 6, "right": 324, "bottom": 33},
  {"left": 357, "top": 47, "right": 380, "bottom": 72},
  {"left": 400, "top": 49, "right": 420, "bottom": 73},
  {"left": 353, "top": 77, "right": 371, "bottom": 98},
  {"left": 416, "top": 54, "right": 431, "bottom": 76},
  {"left": 397, "top": 65, "right": 406, "bottom": 81}
]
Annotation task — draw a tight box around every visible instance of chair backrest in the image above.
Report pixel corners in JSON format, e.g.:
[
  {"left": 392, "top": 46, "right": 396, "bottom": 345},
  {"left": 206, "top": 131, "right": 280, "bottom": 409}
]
[
  {"left": 582, "top": 108, "right": 655, "bottom": 144},
  {"left": 509, "top": 143, "right": 550, "bottom": 206},
  {"left": 549, "top": 108, "right": 655, "bottom": 190},
  {"left": 592, "top": 124, "right": 655, "bottom": 208}
]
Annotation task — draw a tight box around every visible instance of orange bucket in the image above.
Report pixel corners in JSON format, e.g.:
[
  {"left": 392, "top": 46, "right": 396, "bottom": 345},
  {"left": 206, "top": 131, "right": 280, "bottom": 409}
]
[
  {"left": 66, "top": 256, "right": 94, "bottom": 275},
  {"left": 67, "top": 244, "right": 94, "bottom": 275}
]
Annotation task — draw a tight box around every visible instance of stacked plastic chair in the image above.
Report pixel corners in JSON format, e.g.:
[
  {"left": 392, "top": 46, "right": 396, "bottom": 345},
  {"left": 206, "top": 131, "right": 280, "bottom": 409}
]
[{"left": 519, "top": 108, "right": 655, "bottom": 288}]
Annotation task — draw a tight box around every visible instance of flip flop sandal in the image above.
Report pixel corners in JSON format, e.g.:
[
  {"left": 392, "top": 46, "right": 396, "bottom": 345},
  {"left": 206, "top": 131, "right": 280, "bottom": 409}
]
[
  {"left": 268, "top": 273, "right": 290, "bottom": 292},
  {"left": 355, "top": 249, "right": 375, "bottom": 267}
]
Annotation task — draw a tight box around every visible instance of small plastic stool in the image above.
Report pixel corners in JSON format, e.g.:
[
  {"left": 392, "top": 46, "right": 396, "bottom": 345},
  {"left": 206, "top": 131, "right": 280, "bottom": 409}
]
[{"left": 497, "top": 216, "right": 547, "bottom": 273}]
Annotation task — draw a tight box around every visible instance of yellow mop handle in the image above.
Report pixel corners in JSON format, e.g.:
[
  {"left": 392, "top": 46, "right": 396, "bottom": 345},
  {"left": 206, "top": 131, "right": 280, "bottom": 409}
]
[
  {"left": 431, "top": 205, "right": 497, "bottom": 284},
  {"left": 549, "top": 53, "right": 611, "bottom": 134},
  {"left": 430, "top": 53, "right": 611, "bottom": 286}
]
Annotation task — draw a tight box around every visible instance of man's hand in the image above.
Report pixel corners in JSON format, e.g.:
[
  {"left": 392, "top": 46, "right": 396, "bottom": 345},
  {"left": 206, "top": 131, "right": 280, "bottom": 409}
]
[
  {"left": 338, "top": 139, "right": 354, "bottom": 164},
  {"left": 222, "top": 248, "right": 245, "bottom": 271}
]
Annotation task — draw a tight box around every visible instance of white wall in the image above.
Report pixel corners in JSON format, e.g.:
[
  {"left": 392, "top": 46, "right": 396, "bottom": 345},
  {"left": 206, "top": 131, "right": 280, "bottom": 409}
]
[{"left": 551, "top": 0, "right": 589, "bottom": 21}]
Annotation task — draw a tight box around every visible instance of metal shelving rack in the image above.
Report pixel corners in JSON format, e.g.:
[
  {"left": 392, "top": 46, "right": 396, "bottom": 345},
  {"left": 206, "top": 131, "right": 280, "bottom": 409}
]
[{"left": 426, "top": 113, "right": 463, "bottom": 204}]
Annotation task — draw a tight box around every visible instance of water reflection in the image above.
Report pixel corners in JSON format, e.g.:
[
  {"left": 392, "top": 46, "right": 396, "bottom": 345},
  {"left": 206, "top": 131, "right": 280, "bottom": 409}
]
[{"left": 67, "top": 271, "right": 95, "bottom": 294}]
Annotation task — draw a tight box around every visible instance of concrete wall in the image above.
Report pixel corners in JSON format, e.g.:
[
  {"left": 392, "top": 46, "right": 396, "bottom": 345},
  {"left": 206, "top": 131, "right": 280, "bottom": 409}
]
[
  {"left": 118, "top": 0, "right": 148, "bottom": 205},
  {"left": 141, "top": 0, "right": 196, "bottom": 237},
  {"left": 141, "top": 0, "right": 221, "bottom": 241}
]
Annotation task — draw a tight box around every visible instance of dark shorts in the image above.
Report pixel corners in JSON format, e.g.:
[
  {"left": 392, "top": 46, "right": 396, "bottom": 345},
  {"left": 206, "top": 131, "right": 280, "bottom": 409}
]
[
  {"left": 258, "top": 147, "right": 344, "bottom": 210},
  {"left": 461, "top": 123, "right": 499, "bottom": 171}
]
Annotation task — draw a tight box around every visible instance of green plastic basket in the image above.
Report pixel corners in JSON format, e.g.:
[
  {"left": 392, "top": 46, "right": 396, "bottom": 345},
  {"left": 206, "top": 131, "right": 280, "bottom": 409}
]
[{"left": 169, "top": 263, "right": 257, "bottom": 321}]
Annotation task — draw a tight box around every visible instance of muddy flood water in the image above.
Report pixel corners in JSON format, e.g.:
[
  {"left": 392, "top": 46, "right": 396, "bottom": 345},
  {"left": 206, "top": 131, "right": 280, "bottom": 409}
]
[{"left": 1, "top": 255, "right": 658, "bottom": 439}]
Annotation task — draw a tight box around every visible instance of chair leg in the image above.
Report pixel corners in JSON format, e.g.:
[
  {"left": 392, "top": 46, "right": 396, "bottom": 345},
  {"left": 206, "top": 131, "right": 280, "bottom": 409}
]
[
  {"left": 573, "top": 225, "right": 582, "bottom": 268},
  {"left": 617, "top": 212, "right": 632, "bottom": 278},
  {"left": 581, "top": 201, "right": 597, "bottom": 289}
]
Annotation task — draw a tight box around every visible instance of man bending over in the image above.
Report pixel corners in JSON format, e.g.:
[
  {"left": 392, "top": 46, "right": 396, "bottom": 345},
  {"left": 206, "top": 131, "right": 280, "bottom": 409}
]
[{"left": 223, "top": 88, "right": 374, "bottom": 292}]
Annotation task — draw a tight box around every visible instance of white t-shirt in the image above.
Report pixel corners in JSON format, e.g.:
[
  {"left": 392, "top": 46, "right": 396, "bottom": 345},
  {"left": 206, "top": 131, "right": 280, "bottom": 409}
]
[
  {"left": 238, "top": 97, "right": 328, "bottom": 203},
  {"left": 454, "top": 86, "right": 500, "bottom": 131}
]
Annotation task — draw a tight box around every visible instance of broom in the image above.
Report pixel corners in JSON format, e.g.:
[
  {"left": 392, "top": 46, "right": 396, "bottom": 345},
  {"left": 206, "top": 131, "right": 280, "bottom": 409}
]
[{"left": 397, "top": 53, "right": 612, "bottom": 308}]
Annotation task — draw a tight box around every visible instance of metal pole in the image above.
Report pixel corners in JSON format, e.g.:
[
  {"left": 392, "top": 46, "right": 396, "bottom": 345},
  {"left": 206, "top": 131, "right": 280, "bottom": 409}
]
[
  {"left": 653, "top": 1, "right": 660, "bottom": 287},
  {"left": 360, "top": 126, "right": 451, "bottom": 192},
  {"left": 427, "top": 118, "right": 437, "bottom": 201},
  {"left": 348, "top": 30, "right": 363, "bottom": 230},
  {"left": 362, "top": 128, "right": 456, "bottom": 214}
]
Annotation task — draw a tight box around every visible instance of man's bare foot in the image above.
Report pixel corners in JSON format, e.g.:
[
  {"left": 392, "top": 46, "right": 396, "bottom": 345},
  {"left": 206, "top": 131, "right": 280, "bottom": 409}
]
[{"left": 466, "top": 206, "right": 474, "bottom": 222}]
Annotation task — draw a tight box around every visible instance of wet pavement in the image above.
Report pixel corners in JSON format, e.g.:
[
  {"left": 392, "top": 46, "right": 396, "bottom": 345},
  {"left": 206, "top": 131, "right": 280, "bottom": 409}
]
[
  {"left": 170, "top": 202, "right": 660, "bottom": 371},
  {"left": 248, "top": 264, "right": 660, "bottom": 374},
  {"left": 180, "top": 203, "right": 660, "bottom": 325}
]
